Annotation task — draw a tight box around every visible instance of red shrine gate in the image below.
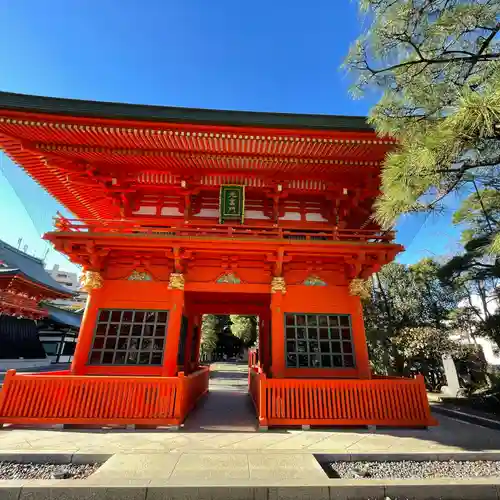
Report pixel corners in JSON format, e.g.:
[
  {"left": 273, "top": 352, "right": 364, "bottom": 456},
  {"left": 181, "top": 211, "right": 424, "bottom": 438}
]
[{"left": 0, "top": 92, "right": 435, "bottom": 429}]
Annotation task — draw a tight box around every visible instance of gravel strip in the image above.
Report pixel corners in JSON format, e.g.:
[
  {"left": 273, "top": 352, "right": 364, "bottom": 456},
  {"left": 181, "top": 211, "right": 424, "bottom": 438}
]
[
  {"left": 0, "top": 462, "right": 100, "bottom": 480},
  {"left": 329, "top": 460, "right": 500, "bottom": 479}
]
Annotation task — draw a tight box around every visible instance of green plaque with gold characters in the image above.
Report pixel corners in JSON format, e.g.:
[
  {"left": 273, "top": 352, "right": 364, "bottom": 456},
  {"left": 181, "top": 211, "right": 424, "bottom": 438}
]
[{"left": 219, "top": 185, "right": 245, "bottom": 224}]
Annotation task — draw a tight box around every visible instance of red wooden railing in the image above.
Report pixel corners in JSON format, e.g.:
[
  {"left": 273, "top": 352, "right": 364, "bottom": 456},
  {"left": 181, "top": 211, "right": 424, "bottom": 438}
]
[
  {"left": 248, "top": 368, "right": 436, "bottom": 428},
  {"left": 248, "top": 349, "right": 259, "bottom": 379},
  {"left": 33, "top": 370, "right": 71, "bottom": 376},
  {"left": 177, "top": 366, "right": 210, "bottom": 418},
  {"left": 0, "top": 367, "right": 209, "bottom": 427},
  {"left": 53, "top": 215, "right": 394, "bottom": 244},
  {"left": 248, "top": 349, "right": 262, "bottom": 407}
]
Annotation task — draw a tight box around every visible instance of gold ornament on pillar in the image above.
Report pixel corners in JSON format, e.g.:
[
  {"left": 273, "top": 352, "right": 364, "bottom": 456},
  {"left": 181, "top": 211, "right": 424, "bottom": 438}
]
[
  {"left": 271, "top": 276, "right": 286, "bottom": 294},
  {"left": 80, "top": 271, "right": 104, "bottom": 292},
  {"left": 168, "top": 272, "right": 185, "bottom": 290}
]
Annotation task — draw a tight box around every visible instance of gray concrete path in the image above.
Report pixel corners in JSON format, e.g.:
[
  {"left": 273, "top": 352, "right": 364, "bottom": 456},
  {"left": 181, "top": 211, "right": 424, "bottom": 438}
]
[
  {"left": 0, "top": 363, "right": 70, "bottom": 384},
  {"left": 183, "top": 363, "right": 257, "bottom": 432},
  {"left": 87, "top": 451, "right": 328, "bottom": 484}
]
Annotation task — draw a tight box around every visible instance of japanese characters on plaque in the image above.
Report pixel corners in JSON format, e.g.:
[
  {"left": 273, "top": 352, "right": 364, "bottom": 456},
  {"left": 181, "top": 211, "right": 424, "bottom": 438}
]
[{"left": 219, "top": 185, "right": 245, "bottom": 224}]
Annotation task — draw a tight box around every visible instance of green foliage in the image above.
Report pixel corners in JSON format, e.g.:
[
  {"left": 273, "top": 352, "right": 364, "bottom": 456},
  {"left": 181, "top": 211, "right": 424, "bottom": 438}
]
[
  {"left": 363, "top": 185, "right": 500, "bottom": 385},
  {"left": 229, "top": 315, "right": 258, "bottom": 346},
  {"left": 392, "top": 326, "right": 466, "bottom": 361},
  {"left": 365, "top": 259, "right": 459, "bottom": 335},
  {"left": 364, "top": 259, "right": 463, "bottom": 379},
  {"left": 438, "top": 182, "right": 500, "bottom": 346},
  {"left": 453, "top": 188, "right": 500, "bottom": 242},
  {"left": 345, "top": 0, "right": 500, "bottom": 382},
  {"left": 344, "top": 0, "right": 500, "bottom": 242},
  {"left": 200, "top": 314, "right": 258, "bottom": 356},
  {"left": 200, "top": 314, "right": 218, "bottom": 353}
]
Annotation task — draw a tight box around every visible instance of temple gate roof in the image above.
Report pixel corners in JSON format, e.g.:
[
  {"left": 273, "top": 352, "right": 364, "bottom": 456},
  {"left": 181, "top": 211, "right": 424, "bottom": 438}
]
[
  {"left": 0, "top": 92, "right": 395, "bottom": 220},
  {"left": 0, "top": 240, "right": 73, "bottom": 297}
]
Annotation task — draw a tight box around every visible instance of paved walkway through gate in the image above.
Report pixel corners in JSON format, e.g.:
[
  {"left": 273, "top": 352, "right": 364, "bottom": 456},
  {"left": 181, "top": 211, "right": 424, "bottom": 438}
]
[{"left": 183, "top": 362, "right": 258, "bottom": 432}]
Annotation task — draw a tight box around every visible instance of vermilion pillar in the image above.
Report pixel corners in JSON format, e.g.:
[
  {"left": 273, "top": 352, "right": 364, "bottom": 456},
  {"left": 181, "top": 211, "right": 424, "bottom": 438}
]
[
  {"left": 162, "top": 273, "right": 185, "bottom": 377},
  {"left": 258, "top": 312, "right": 270, "bottom": 374},
  {"left": 71, "top": 272, "right": 103, "bottom": 375},
  {"left": 183, "top": 313, "right": 195, "bottom": 374},
  {"left": 270, "top": 277, "right": 286, "bottom": 378},
  {"left": 351, "top": 297, "right": 371, "bottom": 379}
]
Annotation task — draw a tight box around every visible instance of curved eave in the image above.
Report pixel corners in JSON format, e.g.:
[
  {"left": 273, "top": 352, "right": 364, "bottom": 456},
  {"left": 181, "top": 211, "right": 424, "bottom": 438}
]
[
  {"left": 42, "top": 303, "right": 82, "bottom": 328},
  {"left": 0, "top": 134, "right": 113, "bottom": 219},
  {"left": 0, "top": 91, "right": 373, "bottom": 132},
  {"left": 0, "top": 271, "right": 73, "bottom": 299},
  {"left": 0, "top": 92, "right": 394, "bottom": 220}
]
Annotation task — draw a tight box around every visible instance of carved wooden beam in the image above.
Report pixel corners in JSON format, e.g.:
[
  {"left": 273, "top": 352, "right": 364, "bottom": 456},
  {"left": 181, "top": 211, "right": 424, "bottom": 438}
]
[
  {"left": 266, "top": 248, "right": 292, "bottom": 277},
  {"left": 165, "top": 247, "right": 193, "bottom": 273}
]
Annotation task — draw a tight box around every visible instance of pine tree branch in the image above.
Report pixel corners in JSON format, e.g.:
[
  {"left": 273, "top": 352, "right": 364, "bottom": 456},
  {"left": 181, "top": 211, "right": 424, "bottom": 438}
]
[
  {"left": 425, "top": 178, "right": 464, "bottom": 209},
  {"left": 460, "top": 23, "right": 500, "bottom": 83},
  {"left": 364, "top": 52, "right": 500, "bottom": 76},
  {"left": 474, "top": 262, "right": 497, "bottom": 269},
  {"left": 436, "top": 156, "right": 500, "bottom": 175},
  {"left": 442, "top": 50, "right": 480, "bottom": 57},
  {"left": 360, "top": 18, "right": 500, "bottom": 79}
]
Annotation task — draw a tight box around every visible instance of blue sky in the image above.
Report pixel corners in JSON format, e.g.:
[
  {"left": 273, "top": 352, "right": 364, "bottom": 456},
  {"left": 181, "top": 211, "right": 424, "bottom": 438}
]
[{"left": 0, "top": 0, "right": 463, "bottom": 272}]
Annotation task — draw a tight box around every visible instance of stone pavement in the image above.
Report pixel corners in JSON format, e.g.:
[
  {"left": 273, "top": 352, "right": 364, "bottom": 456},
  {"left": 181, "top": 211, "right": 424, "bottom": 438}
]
[
  {"left": 1, "top": 411, "right": 500, "bottom": 456},
  {"left": 184, "top": 362, "right": 257, "bottom": 432},
  {"left": 86, "top": 452, "right": 328, "bottom": 483}
]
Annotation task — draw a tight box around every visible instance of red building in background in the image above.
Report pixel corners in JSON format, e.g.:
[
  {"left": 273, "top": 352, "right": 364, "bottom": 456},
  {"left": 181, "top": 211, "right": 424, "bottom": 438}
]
[
  {"left": 0, "top": 92, "right": 434, "bottom": 429},
  {"left": 0, "top": 239, "right": 72, "bottom": 370}
]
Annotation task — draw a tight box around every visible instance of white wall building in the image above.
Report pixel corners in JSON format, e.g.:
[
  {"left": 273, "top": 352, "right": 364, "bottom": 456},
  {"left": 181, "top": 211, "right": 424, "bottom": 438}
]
[
  {"left": 46, "top": 264, "right": 87, "bottom": 309},
  {"left": 458, "top": 294, "right": 500, "bottom": 367},
  {"left": 442, "top": 295, "right": 500, "bottom": 397}
]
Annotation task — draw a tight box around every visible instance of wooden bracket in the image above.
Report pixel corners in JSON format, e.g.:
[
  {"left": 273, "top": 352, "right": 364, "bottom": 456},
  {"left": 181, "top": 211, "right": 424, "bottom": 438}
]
[
  {"left": 266, "top": 248, "right": 292, "bottom": 277},
  {"left": 166, "top": 247, "right": 193, "bottom": 273}
]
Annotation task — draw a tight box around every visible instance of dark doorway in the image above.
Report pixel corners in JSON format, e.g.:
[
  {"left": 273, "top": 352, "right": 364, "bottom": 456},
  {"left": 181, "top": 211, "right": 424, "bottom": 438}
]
[{"left": 182, "top": 291, "right": 270, "bottom": 431}]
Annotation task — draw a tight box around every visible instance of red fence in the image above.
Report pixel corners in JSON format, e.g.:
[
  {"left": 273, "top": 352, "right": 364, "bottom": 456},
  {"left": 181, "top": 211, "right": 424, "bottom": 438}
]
[
  {"left": 177, "top": 367, "right": 210, "bottom": 419},
  {"left": 249, "top": 370, "right": 260, "bottom": 409},
  {"left": 53, "top": 215, "right": 394, "bottom": 244},
  {"left": 248, "top": 367, "right": 436, "bottom": 428},
  {"left": 0, "top": 367, "right": 209, "bottom": 427}
]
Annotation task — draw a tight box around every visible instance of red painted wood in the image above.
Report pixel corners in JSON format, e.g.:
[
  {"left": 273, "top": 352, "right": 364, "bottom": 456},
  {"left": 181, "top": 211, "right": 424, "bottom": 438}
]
[
  {"left": 53, "top": 216, "right": 394, "bottom": 242},
  {"left": 0, "top": 107, "right": 393, "bottom": 220},
  {"left": 0, "top": 368, "right": 209, "bottom": 427},
  {"left": 249, "top": 369, "right": 436, "bottom": 428}
]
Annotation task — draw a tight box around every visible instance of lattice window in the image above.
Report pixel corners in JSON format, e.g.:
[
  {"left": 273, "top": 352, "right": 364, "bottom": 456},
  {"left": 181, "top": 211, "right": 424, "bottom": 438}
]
[
  {"left": 89, "top": 309, "right": 168, "bottom": 366},
  {"left": 285, "top": 313, "right": 355, "bottom": 369}
]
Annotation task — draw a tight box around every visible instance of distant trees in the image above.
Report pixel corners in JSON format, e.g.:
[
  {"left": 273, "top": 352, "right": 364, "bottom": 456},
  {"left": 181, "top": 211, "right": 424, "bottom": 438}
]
[
  {"left": 439, "top": 184, "right": 500, "bottom": 345},
  {"left": 200, "top": 314, "right": 218, "bottom": 355},
  {"left": 229, "top": 315, "right": 258, "bottom": 346},
  {"left": 362, "top": 238, "right": 499, "bottom": 392},
  {"left": 363, "top": 260, "right": 466, "bottom": 384},
  {"left": 199, "top": 314, "right": 258, "bottom": 359}
]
